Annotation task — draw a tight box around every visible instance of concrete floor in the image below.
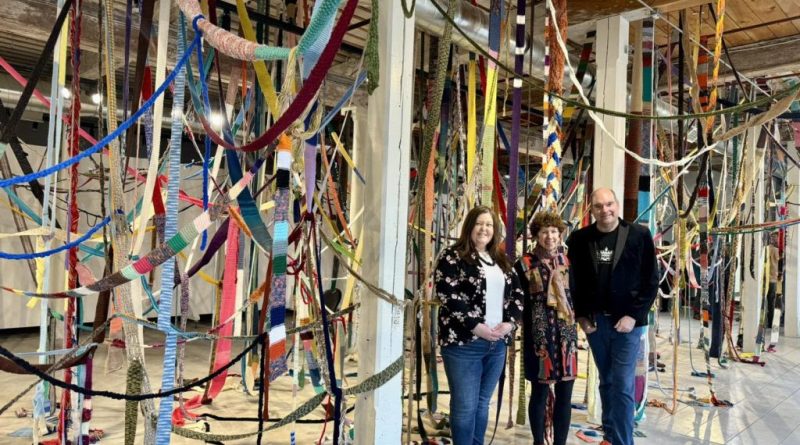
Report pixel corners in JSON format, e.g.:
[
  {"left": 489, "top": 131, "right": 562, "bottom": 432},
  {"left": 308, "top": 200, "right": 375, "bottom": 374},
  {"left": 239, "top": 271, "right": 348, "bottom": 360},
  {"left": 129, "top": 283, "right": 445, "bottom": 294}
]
[{"left": 2, "top": 314, "right": 800, "bottom": 444}]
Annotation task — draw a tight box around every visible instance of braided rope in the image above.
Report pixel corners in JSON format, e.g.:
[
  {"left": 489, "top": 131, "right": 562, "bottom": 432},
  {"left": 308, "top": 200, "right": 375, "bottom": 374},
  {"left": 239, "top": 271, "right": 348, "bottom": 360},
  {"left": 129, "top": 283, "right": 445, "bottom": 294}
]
[
  {"left": 172, "top": 357, "right": 404, "bottom": 441},
  {"left": 365, "top": 0, "right": 380, "bottom": 95},
  {"left": 60, "top": 2, "right": 83, "bottom": 440},
  {"left": 123, "top": 360, "right": 143, "bottom": 445},
  {"left": 101, "top": 0, "right": 159, "bottom": 438}
]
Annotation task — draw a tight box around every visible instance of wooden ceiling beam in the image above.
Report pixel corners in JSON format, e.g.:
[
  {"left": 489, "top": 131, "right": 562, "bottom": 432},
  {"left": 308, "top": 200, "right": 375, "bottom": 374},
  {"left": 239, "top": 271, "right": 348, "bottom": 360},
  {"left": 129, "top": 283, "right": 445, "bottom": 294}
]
[{"left": 648, "top": 0, "right": 711, "bottom": 13}]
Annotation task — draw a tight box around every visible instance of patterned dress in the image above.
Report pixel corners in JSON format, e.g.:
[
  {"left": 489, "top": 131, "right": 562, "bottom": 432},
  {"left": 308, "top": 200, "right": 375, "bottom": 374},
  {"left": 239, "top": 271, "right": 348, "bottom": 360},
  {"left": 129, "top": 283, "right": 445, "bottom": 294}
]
[{"left": 515, "top": 249, "right": 578, "bottom": 383}]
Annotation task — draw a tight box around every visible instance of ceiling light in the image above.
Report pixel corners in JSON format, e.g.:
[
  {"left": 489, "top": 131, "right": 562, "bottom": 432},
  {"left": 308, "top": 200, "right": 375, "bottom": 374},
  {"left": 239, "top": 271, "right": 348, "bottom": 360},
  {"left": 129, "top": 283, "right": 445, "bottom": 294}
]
[
  {"left": 61, "top": 87, "right": 72, "bottom": 99},
  {"left": 209, "top": 112, "right": 225, "bottom": 129},
  {"left": 91, "top": 93, "right": 102, "bottom": 104}
]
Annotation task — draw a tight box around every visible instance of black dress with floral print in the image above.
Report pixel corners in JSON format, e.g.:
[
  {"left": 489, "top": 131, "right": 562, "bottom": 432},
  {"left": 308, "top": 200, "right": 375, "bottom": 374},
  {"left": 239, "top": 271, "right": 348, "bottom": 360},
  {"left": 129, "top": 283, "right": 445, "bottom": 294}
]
[
  {"left": 435, "top": 247, "right": 524, "bottom": 347},
  {"left": 515, "top": 251, "right": 578, "bottom": 383}
]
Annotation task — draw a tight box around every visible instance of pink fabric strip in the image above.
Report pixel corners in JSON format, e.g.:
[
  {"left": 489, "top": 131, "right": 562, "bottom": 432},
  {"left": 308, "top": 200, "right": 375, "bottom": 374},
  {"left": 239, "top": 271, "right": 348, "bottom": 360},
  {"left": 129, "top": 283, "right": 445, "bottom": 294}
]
[{"left": 172, "top": 220, "right": 240, "bottom": 425}]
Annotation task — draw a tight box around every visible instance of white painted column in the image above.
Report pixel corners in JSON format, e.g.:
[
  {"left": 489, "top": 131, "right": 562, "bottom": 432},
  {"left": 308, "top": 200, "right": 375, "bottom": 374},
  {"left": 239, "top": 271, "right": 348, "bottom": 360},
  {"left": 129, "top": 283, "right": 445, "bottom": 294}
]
[
  {"left": 742, "top": 143, "right": 766, "bottom": 353},
  {"left": 354, "top": 1, "right": 414, "bottom": 443},
  {"left": 592, "top": 16, "right": 629, "bottom": 212},
  {"left": 785, "top": 164, "right": 800, "bottom": 337},
  {"left": 585, "top": 16, "right": 629, "bottom": 425}
]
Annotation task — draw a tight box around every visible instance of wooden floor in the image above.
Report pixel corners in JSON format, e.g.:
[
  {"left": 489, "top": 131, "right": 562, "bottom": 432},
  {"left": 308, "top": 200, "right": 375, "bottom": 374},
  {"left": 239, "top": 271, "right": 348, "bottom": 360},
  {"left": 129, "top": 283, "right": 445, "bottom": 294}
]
[{"left": 2, "top": 314, "right": 800, "bottom": 444}]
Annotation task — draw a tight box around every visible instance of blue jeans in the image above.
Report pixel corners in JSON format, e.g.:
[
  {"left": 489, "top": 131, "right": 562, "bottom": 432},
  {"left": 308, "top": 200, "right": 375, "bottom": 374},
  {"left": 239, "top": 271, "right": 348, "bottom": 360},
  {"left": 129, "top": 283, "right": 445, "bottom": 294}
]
[
  {"left": 441, "top": 338, "right": 506, "bottom": 445},
  {"left": 586, "top": 315, "right": 643, "bottom": 445}
]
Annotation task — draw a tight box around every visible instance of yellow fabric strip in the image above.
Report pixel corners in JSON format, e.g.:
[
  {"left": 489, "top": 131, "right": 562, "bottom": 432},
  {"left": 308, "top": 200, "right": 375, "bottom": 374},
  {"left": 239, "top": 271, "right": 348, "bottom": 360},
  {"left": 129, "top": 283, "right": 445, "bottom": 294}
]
[
  {"left": 467, "top": 60, "right": 477, "bottom": 206},
  {"left": 341, "top": 227, "right": 363, "bottom": 309},
  {"left": 331, "top": 132, "right": 358, "bottom": 174},
  {"left": 480, "top": 65, "right": 499, "bottom": 205},
  {"left": 236, "top": 0, "right": 281, "bottom": 119}
]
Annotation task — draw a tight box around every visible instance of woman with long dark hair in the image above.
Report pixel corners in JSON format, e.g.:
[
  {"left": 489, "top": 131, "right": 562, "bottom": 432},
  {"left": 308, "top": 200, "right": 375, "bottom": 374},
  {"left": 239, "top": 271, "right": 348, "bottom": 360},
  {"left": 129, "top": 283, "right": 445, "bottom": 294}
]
[
  {"left": 435, "top": 206, "right": 524, "bottom": 445},
  {"left": 514, "top": 211, "right": 577, "bottom": 445}
]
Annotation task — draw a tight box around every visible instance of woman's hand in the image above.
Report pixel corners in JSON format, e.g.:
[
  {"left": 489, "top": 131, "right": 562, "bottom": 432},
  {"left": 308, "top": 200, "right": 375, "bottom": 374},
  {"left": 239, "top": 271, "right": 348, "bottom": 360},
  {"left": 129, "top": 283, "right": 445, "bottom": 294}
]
[
  {"left": 492, "top": 322, "right": 514, "bottom": 339},
  {"left": 472, "top": 323, "right": 503, "bottom": 342}
]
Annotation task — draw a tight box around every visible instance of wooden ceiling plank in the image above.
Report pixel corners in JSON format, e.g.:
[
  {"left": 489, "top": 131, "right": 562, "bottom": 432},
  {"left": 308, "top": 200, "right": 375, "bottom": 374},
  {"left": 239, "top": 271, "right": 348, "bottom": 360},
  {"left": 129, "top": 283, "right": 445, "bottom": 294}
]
[
  {"left": 727, "top": 0, "right": 778, "bottom": 43},
  {"left": 648, "top": 0, "right": 713, "bottom": 13}
]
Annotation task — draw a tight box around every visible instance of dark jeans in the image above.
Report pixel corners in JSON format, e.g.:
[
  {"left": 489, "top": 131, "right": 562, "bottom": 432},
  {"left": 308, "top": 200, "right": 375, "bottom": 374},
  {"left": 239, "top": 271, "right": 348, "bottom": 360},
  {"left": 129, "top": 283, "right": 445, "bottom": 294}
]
[
  {"left": 586, "top": 315, "right": 643, "bottom": 445},
  {"left": 528, "top": 379, "right": 574, "bottom": 445},
  {"left": 441, "top": 338, "right": 506, "bottom": 445}
]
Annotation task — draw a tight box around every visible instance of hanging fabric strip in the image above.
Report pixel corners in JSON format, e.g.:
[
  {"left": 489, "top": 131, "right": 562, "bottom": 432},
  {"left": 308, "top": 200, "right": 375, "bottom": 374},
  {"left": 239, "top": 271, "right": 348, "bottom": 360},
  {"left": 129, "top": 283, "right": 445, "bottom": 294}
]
[
  {"left": 268, "top": 136, "right": 292, "bottom": 383},
  {"left": 0, "top": 35, "right": 200, "bottom": 190},
  {"left": 0, "top": 156, "right": 264, "bottom": 299},
  {"left": 192, "top": 0, "right": 358, "bottom": 153},
  {"left": 182, "top": 14, "right": 276, "bottom": 256},
  {"left": 129, "top": 0, "right": 172, "bottom": 266},
  {"left": 467, "top": 59, "right": 477, "bottom": 205},
  {"left": 103, "top": 2, "right": 150, "bottom": 439},
  {"left": 153, "top": 12, "right": 188, "bottom": 442},
  {"left": 0, "top": 56, "right": 205, "bottom": 210},
  {"left": 176, "top": 0, "right": 342, "bottom": 61},
  {"left": 235, "top": 0, "right": 280, "bottom": 118},
  {"left": 171, "top": 221, "right": 240, "bottom": 427},
  {"left": 479, "top": 0, "right": 502, "bottom": 205},
  {"left": 59, "top": 2, "right": 82, "bottom": 442},
  {"left": 302, "top": 0, "right": 338, "bottom": 215},
  {"left": 506, "top": 0, "right": 525, "bottom": 257}
]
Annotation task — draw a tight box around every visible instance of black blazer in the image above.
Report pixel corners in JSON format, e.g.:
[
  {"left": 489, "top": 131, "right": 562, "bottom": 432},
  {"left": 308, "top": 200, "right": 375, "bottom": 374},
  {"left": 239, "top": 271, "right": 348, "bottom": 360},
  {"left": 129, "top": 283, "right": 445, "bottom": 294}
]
[{"left": 565, "top": 219, "right": 658, "bottom": 327}]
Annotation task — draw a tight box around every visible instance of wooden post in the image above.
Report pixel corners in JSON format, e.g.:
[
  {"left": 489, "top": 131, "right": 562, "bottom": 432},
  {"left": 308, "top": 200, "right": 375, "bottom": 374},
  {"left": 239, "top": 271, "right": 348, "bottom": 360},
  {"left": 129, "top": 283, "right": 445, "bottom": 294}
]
[
  {"left": 785, "top": 164, "right": 800, "bottom": 337},
  {"left": 354, "top": 1, "right": 414, "bottom": 443},
  {"left": 593, "top": 16, "right": 629, "bottom": 212},
  {"left": 587, "top": 15, "right": 629, "bottom": 424}
]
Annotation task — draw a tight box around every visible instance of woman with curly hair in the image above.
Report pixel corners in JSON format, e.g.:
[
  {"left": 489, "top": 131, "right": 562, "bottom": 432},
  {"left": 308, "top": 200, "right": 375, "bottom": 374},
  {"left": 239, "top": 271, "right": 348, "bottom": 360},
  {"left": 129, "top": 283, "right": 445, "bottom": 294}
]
[
  {"left": 434, "top": 206, "right": 524, "bottom": 445},
  {"left": 514, "top": 211, "right": 577, "bottom": 445}
]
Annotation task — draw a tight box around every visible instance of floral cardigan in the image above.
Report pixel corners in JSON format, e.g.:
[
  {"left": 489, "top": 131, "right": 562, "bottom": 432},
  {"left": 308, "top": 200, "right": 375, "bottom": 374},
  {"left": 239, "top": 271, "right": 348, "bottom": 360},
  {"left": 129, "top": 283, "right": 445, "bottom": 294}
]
[{"left": 435, "top": 247, "right": 524, "bottom": 347}]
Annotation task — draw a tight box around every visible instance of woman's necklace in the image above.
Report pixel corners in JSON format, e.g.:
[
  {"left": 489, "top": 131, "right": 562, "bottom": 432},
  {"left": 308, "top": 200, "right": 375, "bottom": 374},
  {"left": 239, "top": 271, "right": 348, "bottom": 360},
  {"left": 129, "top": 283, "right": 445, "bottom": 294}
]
[{"left": 477, "top": 251, "right": 496, "bottom": 266}]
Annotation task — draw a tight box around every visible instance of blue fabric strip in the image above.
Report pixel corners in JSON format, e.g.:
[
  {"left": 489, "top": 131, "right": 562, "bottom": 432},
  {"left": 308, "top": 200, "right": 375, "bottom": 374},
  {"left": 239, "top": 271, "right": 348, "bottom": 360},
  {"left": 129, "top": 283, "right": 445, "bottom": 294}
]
[
  {"left": 0, "top": 35, "right": 200, "bottom": 190},
  {"left": 0, "top": 217, "right": 110, "bottom": 260},
  {"left": 155, "top": 16, "right": 189, "bottom": 444}
]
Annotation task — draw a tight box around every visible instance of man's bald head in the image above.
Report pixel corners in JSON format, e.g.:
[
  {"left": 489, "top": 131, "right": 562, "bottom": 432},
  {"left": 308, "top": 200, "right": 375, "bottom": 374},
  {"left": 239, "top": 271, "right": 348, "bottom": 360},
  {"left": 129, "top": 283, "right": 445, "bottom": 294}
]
[
  {"left": 590, "top": 187, "right": 620, "bottom": 232},
  {"left": 590, "top": 188, "right": 618, "bottom": 206}
]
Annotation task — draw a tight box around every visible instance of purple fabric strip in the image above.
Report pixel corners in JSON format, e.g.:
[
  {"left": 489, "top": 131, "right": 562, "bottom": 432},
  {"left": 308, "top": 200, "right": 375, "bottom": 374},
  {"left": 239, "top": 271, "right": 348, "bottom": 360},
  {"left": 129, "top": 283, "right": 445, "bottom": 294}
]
[{"left": 506, "top": 0, "right": 526, "bottom": 259}]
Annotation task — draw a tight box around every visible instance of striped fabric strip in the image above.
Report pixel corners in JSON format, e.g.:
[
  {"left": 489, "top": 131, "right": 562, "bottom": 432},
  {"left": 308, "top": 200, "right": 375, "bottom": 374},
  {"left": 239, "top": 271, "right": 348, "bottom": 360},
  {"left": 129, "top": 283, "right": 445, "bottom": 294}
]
[
  {"left": 634, "top": 18, "right": 655, "bottom": 423},
  {"left": 267, "top": 135, "right": 292, "bottom": 381},
  {"left": 506, "top": 0, "right": 525, "bottom": 258},
  {"left": 154, "top": 12, "right": 187, "bottom": 442}
]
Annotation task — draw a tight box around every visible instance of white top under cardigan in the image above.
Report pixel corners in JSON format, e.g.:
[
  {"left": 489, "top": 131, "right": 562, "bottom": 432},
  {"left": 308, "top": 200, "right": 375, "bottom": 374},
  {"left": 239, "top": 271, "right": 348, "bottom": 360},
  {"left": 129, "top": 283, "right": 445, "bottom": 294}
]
[{"left": 480, "top": 252, "right": 505, "bottom": 328}]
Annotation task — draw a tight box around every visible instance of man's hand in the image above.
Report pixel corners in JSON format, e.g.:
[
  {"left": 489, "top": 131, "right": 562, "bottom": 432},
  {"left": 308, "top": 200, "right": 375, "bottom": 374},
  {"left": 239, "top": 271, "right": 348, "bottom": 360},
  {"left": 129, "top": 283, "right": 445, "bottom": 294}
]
[
  {"left": 577, "top": 317, "right": 596, "bottom": 334},
  {"left": 491, "top": 322, "right": 514, "bottom": 339},
  {"left": 614, "top": 315, "right": 636, "bottom": 333},
  {"left": 472, "top": 323, "right": 502, "bottom": 342}
]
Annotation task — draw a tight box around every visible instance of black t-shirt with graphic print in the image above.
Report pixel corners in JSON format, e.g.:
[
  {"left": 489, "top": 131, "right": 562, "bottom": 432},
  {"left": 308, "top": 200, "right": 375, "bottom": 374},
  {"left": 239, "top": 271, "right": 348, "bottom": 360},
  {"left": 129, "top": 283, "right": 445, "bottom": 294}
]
[{"left": 590, "top": 225, "right": 619, "bottom": 313}]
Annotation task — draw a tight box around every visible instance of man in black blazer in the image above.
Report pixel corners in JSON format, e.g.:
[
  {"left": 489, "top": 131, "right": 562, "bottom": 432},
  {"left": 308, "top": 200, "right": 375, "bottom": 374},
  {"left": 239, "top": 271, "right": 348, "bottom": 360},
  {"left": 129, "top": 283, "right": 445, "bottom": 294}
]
[{"left": 566, "top": 188, "right": 658, "bottom": 445}]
